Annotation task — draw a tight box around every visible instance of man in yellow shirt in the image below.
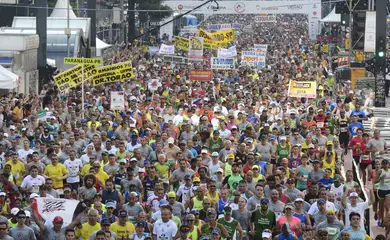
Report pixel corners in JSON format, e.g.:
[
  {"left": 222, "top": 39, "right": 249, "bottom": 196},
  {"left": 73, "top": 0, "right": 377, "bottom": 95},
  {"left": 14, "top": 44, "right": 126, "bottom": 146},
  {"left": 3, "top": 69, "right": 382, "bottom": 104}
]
[
  {"left": 92, "top": 161, "right": 109, "bottom": 185},
  {"left": 75, "top": 208, "right": 101, "bottom": 240},
  {"left": 44, "top": 155, "right": 69, "bottom": 189},
  {"left": 109, "top": 209, "right": 136, "bottom": 238},
  {"left": 7, "top": 152, "right": 26, "bottom": 186},
  {"left": 80, "top": 155, "right": 97, "bottom": 177}
]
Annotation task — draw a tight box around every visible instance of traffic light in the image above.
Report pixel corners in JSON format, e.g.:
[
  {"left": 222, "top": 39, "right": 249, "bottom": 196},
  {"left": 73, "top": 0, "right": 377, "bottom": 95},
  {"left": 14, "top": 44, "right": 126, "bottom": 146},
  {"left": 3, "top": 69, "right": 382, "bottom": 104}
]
[
  {"left": 377, "top": 37, "right": 386, "bottom": 58},
  {"left": 351, "top": 12, "right": 366, "bottom": 50},
  {"left": 341, "top": 14, "right": 349, "bottom": 25}
]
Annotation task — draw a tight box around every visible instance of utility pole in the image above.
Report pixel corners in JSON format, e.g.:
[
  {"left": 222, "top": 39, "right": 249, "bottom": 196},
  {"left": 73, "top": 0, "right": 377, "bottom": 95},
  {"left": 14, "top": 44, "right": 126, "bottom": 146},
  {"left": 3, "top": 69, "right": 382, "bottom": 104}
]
[
  {"left": 119, "top": 0, "right": 124, "bottom": 43},
  {"left": 36, "top": 0, "right": 47, "bottom": 88},
  {"left": 87, "top": 0, "right": 96, "bottom": 57},
  {"left": 375, "top": 0, "right": 387, "bottom": 107},
  {"left": 348, "top": 0, "right": 353, "bottom": 62}
]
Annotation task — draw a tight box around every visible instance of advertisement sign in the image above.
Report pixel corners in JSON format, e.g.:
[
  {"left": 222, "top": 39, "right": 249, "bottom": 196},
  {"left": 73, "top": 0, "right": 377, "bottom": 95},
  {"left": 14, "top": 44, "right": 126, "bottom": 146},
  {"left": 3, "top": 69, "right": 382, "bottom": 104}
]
[
  {"left": 255, "top": 15, "right": 277, "bottom": 23},
  {"left": 190, "top": 70, "right": 212, "bottom": 81},
  {"left": 217, "top": 46, "right": 237, "bottom": 58},
  {"left": 174, "top": 36, "right": 189, "bottom": 51},
  {"left": 110, "top": 91, "right": 125, "bottom": 110},
  {"left": 92, "top": 61, "right": 135, "bottom": 86},
  {"left": 159, "top": 44, "right": 175, "bottom": 55},
  {"left": 211, "top": 58, "right": 235, "bottom": 70},
  {"left": 208, "top": 24, "right": 232, "bottom": 31},
  {"left": 364, "top": 11, "right": 376, "bottom": 53},
  {"left": 241, "top": 51, "right": 266, "bottom": 68},
  {"left": 188, "top": 37, "right": 204, "bottom": 59},
  {"left": 288, "top": 80, "right": 317, "bottom": 98}
]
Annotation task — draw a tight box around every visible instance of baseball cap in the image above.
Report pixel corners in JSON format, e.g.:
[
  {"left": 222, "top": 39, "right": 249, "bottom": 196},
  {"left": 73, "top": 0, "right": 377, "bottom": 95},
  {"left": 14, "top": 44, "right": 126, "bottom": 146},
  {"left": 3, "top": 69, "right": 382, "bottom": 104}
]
[
  {"left": 136, "top": 222, "right": 146, "bottom": 228},
  {"left": 119, "top": 159, "right": 127, "bottom": 164},
  {"left": 101, "top": 219, "right": 111, "bottom": 226},
  {"left": 308, "top": 144, "right": 315, "bottom": 148},
  {"left": 281, "top": 158, "right": 288, "bottom": 164},
  {"left": 349, "top": 192, "right": 359, "bottom": 198},
  {"left": 217, "top": 168, "right": 224, "bottom": 173},
  {"left": 167, "top": 137, "right": 175, "bottom": 144},
  {"left": 201, "top": 149, "right": 208, "bottom": 154},
  {"left": 294, "top": 198, "right": 304, "bottom": 202},
  {"left": 130, "top": 158, "right": 137, "bottom": 162},
  {"left": 25, "top": 210, "right": 31, "bottom": 218},
  {"left": 16, "top": 210, "right": 26, "bottom": 217},
  {"left": 261, "top": 198, "right": 269, "bottom": 204},
  {"left": 252, "top": 165, "right": 259, "bottom": 170},
  {"left": 193, "top": 177, "right": 200, "bottom": 183},
  {"left": 284, "top": 204, "right": 294, "bottom": 210},
  {"left": 106, "top": 202, "right": 116, "bottom": 208},
  {"left": 63, "top": 186, "right": 71, "bottom": 192},
  {"left": 0, "top": 192, "right": 6, "bottom": 197},
  {"left": 11, "top": 208, "right": 19, "bottom": 216},
  {"left": 184, "top": 174, "right": 192, "bottom": 180},
  {"left": 211, "top": 152, "right": 219, "bottom": 157},
  {"left": 168, "top": 192, "right": 176, "bottom": 198},
  {"left": 317, "top": 199, "right": 326, "bottom": 205},
  {"left": 326, "top": 141, "right": 333, "bottom": 146},
  {"left": 223, "top": 206, "right": 232, "bottom": 215},
  {"left": 118, "top": 210, "right": 127, "bottom": 218},
  {"left": 191, "top": 209, "right": 200, "bottom": 215},
  {"left": 53, "top": 216, "right": 64, "bottom": 223},
  {"left": 227, "top": 153, "right": 235, "bottom": 159},
  {"left": 262, "top": 232, "right": 272, "bottom": 238},
  {"left": 212, "top": 228, "right": 221, "bottom": 235}
]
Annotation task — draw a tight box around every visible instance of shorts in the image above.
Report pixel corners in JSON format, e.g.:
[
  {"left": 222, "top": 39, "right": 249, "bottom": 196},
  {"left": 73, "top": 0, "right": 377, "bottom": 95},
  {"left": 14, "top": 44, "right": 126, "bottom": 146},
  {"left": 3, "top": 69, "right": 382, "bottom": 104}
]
[
  {"left": 359, "top": 162, "right": 372, "bottom": 170},
  {"left": 339, "top": 133, "right": 349, "bottom": 147},
  {"left": 378, "top": 189, "right": 390, "bottom": 199},
  {"left": 353, "top": 156, "right": 360, "bottom": 165}
]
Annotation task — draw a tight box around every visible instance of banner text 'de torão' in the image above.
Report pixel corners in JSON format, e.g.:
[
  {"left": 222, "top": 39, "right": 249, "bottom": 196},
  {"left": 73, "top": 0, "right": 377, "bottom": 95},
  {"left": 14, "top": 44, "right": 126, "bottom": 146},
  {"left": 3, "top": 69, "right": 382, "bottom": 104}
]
[
  {"left": 54, "top": 65, "right": 96, "bottom": 92},
  {"left": 198, "top": 28, "right": 234, "bottom": 43},
  {"left": 92, "top": 61, "right": 135, "bottom": 86},
  {"left": 288, "top": 80, "right": 317, "bottom": 98}
]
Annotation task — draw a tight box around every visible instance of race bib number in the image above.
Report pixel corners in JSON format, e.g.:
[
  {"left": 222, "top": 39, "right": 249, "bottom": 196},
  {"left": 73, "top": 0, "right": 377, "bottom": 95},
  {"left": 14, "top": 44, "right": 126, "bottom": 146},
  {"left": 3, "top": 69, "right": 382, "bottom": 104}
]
[
  {"left": 340, "top": 127, "right": 347, "bottom": 133},
  {"left": 302, "top": 175, "right": 308, "bottom": 181},
  {"left": 327, "top": 227, "right": 337, "bottom": 235},
  {"left": 317, "top": 122, "right": 324, "bottom": 128}
]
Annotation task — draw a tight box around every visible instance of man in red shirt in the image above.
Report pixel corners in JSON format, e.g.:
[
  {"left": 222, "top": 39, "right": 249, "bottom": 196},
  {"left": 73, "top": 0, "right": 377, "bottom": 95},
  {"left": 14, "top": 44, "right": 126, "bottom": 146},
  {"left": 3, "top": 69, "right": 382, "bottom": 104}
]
[{"left": 348, "top": 128, "right": 364, "bottom": 167}]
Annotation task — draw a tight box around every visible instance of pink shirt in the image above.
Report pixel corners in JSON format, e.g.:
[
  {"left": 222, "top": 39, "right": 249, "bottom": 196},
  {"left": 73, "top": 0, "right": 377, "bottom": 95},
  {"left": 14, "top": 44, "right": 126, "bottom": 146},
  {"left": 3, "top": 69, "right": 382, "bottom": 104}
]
[{"left": 277, "top": 216, "right": 301, "bottom": 236}]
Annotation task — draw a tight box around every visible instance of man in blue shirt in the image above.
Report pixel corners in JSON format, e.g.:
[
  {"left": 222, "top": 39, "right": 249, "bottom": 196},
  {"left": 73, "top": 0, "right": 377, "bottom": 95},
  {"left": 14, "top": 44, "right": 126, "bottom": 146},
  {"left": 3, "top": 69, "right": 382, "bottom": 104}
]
[{"left": 348, "top": 114, "right": 364, "bottom": 137}]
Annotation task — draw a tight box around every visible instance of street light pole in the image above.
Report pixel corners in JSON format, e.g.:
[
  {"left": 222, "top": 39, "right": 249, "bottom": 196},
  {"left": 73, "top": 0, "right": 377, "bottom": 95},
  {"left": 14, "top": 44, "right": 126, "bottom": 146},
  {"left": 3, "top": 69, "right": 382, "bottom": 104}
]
[{"left": 66, "top": 0, "right": 70, "bottom": 57}]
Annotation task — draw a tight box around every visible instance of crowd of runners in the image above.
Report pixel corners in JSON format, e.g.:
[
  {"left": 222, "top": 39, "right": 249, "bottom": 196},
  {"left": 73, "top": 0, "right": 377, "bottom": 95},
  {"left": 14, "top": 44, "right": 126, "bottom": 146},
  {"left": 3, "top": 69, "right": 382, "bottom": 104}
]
[{"left": 0, "top": 13, "right": 388, "bottom": 240}]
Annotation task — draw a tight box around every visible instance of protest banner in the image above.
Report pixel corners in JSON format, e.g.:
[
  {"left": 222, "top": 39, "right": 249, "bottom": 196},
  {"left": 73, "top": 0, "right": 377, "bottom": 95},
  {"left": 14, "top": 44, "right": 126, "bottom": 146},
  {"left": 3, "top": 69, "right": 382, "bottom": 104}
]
[
  {"left": 92, "top": 61, "right": 135, "bottom": 86},
  {"left": 188, "top": 37, "right": 204, "bottom": 59},
  {"left": 217, "top": 46, "right": 237, "bottom": 58},
  {"left": 208, "top": 23, "right": 232, "bottom": 31},
  {"left": 253, "top": 44, "right": 268, "bottom": 53},
  {"left": 255, "top": 15, "right": 277, "bottom": 23},
  {"left": 232, "top": 23, "right": 242, "bottom": 29},
  {"left": 32, "top": 198, "right": 79, "bottom": 228},
  {"left": 198, "top": 28, "right": 234, "bottom": 43},
  {"left": 159, "top": 44, "right": 175, "bottom": 55},
  {"left": 241, "top": 51, "right": 266, "bottom": 68},
  {"left": 53, "top": 65, "right": 96, "bottom": 92},
  {"left": 288, "top": 80, "right": 317, "bottom": 98},
  {"left": 148, "top": 46, "right": 159, "bottom": 56},
  {"left": 148, "top": 79, "right": 162, "bottom": 91},
  {"left": 204, "top": 39, "right": 228, "bottom": 50},
  {"left": 211, "top": 58, "right": 235, "bottom": 70},
  {"left": 110, "top": 91, "right": 125, "bottom": 110},
  {"left": 189, "top": 70, "right": 212, "bottom": 81},
  {"left": 174, "top": 36, "right": 189, "bottom": 51},
  {"left": 163, "top": 55, "right": 189, "bottom": 64}
]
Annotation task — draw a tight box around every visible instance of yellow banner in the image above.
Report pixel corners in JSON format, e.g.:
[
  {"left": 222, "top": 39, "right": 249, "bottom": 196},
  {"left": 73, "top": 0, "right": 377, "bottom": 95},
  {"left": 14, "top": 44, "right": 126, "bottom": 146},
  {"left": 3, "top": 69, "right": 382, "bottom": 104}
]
[
  {"left": 174, "top": 36, "right": 189, "bottom": 51},
  {"left": 92, "top": 61, "right": 135, "bottom": 86},
  {"left": 64, "top": 57, "right": 103, "bottom": 65},
  {"left": 204, "top": 39, "right": 228, "bottom": 50},
  {"left": 198, "top": 28, "right": 234, "bottom": 43},
  {"left": 54, "top": 65, "right": 96, "bottom": 92},
  {"left": 288, "top": 80, "right": 317, "bottom": 98}
]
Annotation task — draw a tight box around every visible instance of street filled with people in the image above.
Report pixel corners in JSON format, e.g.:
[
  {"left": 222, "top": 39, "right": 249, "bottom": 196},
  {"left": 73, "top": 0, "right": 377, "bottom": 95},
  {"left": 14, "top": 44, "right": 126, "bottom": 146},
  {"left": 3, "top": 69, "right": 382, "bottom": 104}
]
[{"left": 0, "top": 13, "right": 388, "bottom": 240}]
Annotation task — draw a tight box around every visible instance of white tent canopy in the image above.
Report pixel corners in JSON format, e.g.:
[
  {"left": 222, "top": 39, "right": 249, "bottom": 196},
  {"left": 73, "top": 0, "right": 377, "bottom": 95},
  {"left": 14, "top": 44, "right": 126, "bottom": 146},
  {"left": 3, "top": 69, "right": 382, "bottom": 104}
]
[
  {"left": 0, "top": 65, "right": 18, "bottom": 89},
  {"left": 320, "top": 8, "right": 341, "bottom": 23},
  {"left": 50, "top": 0, "right": 111, "bottom": 56},
  {"left": 50, "top": 0, "right": 77, "bottom": 19}
]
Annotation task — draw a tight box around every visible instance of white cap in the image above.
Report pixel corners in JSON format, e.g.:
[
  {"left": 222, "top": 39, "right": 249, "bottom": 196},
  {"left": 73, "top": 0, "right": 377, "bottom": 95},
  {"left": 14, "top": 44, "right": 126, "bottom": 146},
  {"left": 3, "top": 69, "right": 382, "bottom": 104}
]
[
  {"left": 129, "top": 96, "right": 137, "bottom": 101},
  {"left": 25, "top": 210, "right": 31, "bottom": 218},
  {"left": 201, "top": 149, "right": 208, "bottom": 154},
  {"left": 0, "top": 192, "right": 6, "bottom": 197},
  {"left": 10, "top": 126, "right": 16, "bottom": 130},
  {"left": 217, "top": 168, "right": 224, "bottom": 173},
  {"left": 308, "top": 144, "right": 315, "bottom": 148},
  {"left": 129, "top": 123, "right": 136, "bottom": 128},
  {"left": 22, "top": 118, "right": 28, "bottom": 122},
  {"left": 280, "top": 136, "right": 286, "bottom": 141},
  {"left": 138, "top": 168, "right": 146, "bottom": 173},
  {"left": 30, "top": 193, "right": 40, "bottom": 199},
  {"left": 294, "top": 198, "right": 304, "bottom": 202},
  {"left": 262, "top": 232, "right": 272, "bottom": 238},
  {"left": 167, "top": 137, "right": 175, "bottom": 144},
  {"left": 130, "top": 158, "right": 137, "bottom": 162},
  {"left": 11, "top": 208, "right": 19, "bottom": 216},
  {"left": 349, "top": 192, "right": 359, "bottom": 198},
  {"left": 211, "top": 152, "right": 219, "bottom": 157}
]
